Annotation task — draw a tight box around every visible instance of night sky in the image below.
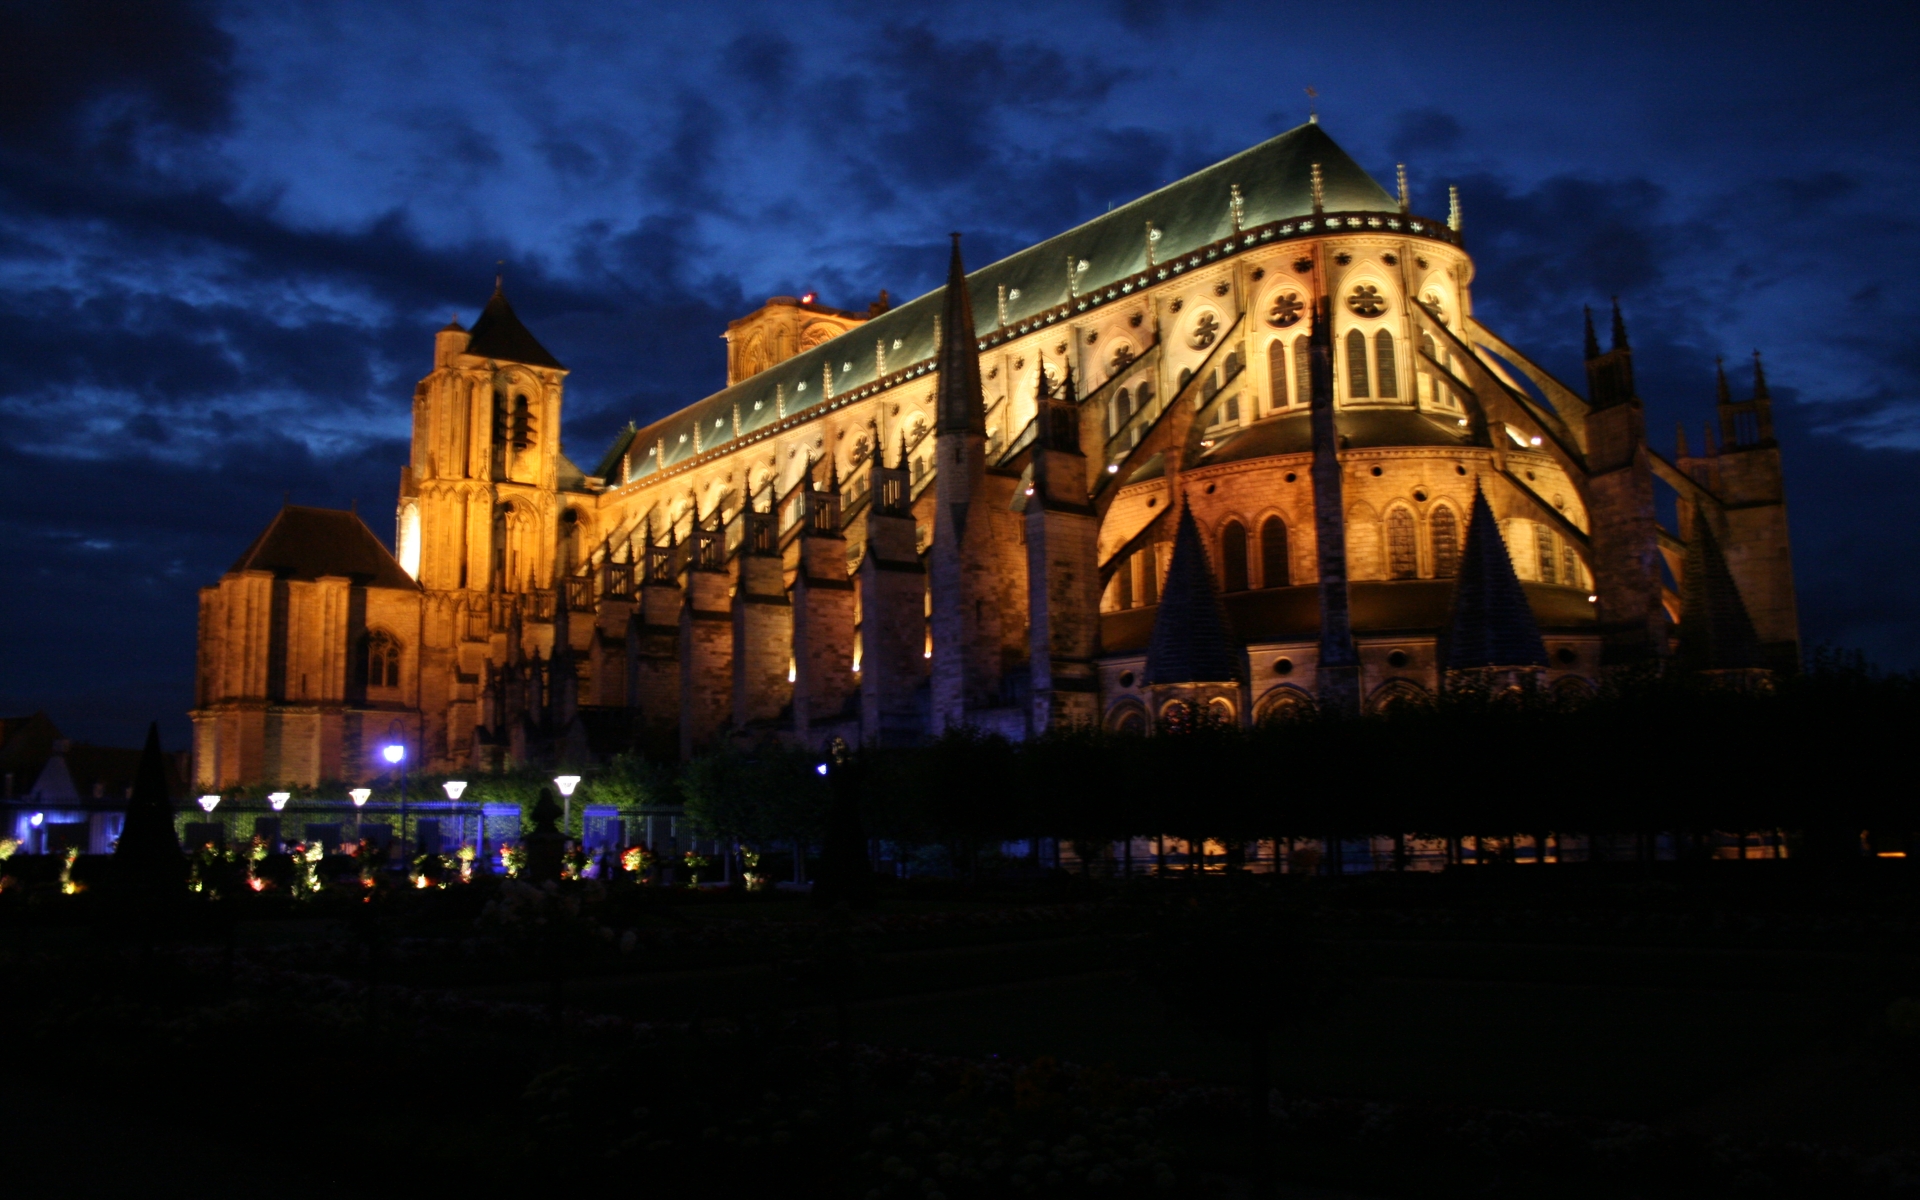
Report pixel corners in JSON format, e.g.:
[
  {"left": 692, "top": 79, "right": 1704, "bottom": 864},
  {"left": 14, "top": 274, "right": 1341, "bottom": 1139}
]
[{"left": 4, "top": 0, "right": 1916, "bottom": 750}]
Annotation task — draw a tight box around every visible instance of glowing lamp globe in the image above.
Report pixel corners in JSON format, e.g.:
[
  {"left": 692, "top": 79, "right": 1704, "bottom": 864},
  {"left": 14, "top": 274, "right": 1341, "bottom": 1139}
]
[
  {"left": 29, "top": 812, "right": 45, "bottom": 827},
  {"left": 349, "top": 788, "right": 371, "bottom": 808},
  {"left": 553, "top": 775, "right": 581, "bottom": 798},
  {"left": 382, "top": 744, "right": 405, "bottom": 766},
  {"left": 443, "top": 780, "right": 468, "bottom": 801},
  {"left": 197, "top": 794, "right": 221, "bottom": 813},
  {"left": 268, "top": 792, "right": 290, "bottom": 811},
  {"left": 815, "top": 763, "right": 829, "bottom": 777}
]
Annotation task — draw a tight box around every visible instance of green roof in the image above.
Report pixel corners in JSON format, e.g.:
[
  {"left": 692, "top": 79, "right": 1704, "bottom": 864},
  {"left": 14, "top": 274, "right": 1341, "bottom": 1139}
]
[{"left": 607, "top": 122, "right": 1404, "bottom": 487}]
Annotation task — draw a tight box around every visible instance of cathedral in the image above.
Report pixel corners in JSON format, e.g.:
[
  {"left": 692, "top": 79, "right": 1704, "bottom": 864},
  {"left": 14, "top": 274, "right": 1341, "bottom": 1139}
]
[{"left": 190, "top": 121, "right": 1798, "bottom": 789}]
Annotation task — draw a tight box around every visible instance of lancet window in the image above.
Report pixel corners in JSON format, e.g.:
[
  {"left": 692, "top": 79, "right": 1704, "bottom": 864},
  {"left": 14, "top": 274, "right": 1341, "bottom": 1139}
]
[
  {"left": 1375, "top": 331, "right": 1399, "bottom": 399},
  {"left": 366, "top": 630, "right": 401, "bottom": 690},
  {"left": 1430, "top": 506, "right": 1459, "bottom": 578},
  {"left": 1268, "top": 341, "right": 1288, "bottom": 410},
  {"left": 1221, "top": 520, "right": 1249, "bottom": 592},
  {"left": 1346, "top": 329, "right": 1370, "bottom": 398},
  {"left": 1293, "top": 335, "right": 1311, "bottom": 405},
  {"left": 1260, "top": 517, "right": 1289, "bottom": 587},
  {"left": 1387, "top": 508, "right": 1418, "bottom": 579},
  {"left": 1536, "top": 525, "right": 1558, "bottom": 584}
]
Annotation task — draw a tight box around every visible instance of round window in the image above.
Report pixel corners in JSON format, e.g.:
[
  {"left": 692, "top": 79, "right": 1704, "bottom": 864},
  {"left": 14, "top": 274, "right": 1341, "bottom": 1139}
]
[{"left": 1273, "top": 657, "right": 1294, "bottom": 676}]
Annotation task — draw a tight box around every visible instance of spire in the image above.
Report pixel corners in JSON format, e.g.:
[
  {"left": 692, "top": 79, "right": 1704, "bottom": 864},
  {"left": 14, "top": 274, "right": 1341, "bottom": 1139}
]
[
  {"left": 113, "top": 722, "right": 182, "bottom": 877},
  {"left": 1610, "top": 297, "right": 1629, "bottom": 351},
  {"left": 1144, "top": 503, "right": 1240, "bottom": 685},
  {"left": 1396, "top": 163, "right": 1409, "bottom": 212},
  {"left": 466, "top": 284, "right": 563, "bottom": 369},
  {"left": 827, "top": 454, "right": 840, "bottom": 494},
  {"left": 935, "top": 233, "right": 986, "bottom": 435},
  {"left": 1716, "top": 357, "right": 1731, "bottom": 405},
  {"left": 1448, "top": 185, "right": 1461, "bottom": 232},
  {"left": 1443, "top": 487, "right": 1547, "bottom": 671},
  {"left": 1752, "top": 350, "right": 1770, "bottom": 400},
  {"left": 897, "top": 430, "right": 910, "bottom": 471},
  {"left": 1677, "top": 508, "right": 1765, "bottom": 672},
  {"left": 1583, "top": 306, "right": 1600, "bottom": 359},
  {"left": 1310, "top": 163, "right": 1325, "bottom": 214}
]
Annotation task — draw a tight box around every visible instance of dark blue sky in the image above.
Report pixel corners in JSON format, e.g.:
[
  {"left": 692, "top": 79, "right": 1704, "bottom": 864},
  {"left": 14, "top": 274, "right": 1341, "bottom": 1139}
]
[{"left": 4, "top": 0, "right": 1916, "bottom": 749}]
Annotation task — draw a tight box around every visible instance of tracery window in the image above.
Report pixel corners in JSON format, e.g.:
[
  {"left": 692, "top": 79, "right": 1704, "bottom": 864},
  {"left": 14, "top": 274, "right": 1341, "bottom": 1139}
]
[
  {"left": 1430, "top": 506, "right": 1459, "bottom": 578},
  {"left": 366, "top": 630, "right": 401, "bottom": 690},
  {"left": 1220, "top": 520, "right": 1249, "bottom": 592},
  {"left": 1268, "top": 341, "right": 1288, "bottom": 409},
  {"left": 1346, "top": 329, "right": 1370, "bottom": 398},
  {"left": 1387, "top": 508, "right": 1417, "bottom": 579},
  {"left": 1375, "top": 330, "right": 1399, "bottom": 399},
  {"left": 1260, "top": 516, "right": 1290, "bottom": 587},
  {"left": 1536, "top": 525, "right": 1557, "bottom": 584}
]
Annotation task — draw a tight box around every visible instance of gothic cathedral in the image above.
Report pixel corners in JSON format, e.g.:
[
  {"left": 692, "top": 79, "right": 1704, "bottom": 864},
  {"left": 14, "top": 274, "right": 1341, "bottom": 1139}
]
[{"left": 191, "top": 122, "right": 1798, "bottom": 788}]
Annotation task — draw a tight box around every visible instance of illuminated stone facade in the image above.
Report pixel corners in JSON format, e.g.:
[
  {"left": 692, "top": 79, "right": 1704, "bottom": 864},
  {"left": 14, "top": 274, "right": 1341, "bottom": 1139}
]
[{"left": 192, "top": 122, "right": 1798, "bottom": 786}]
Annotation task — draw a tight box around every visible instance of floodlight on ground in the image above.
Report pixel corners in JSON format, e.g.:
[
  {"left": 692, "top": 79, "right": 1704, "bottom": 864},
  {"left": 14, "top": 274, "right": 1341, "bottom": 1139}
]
[{"left": 443, "top": 780, "right": 468, "bottom": 800}]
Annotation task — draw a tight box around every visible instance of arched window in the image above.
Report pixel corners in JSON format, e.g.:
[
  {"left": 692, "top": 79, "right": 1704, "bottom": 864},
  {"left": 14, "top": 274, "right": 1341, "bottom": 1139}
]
[
  {"left": 1207, "top": 696, "right": 1236, "bottom": 727},
  {"left": 1220, "top": 520, "right": 1249, "bottom": 592},
  {"left": 1260, "top": 516, "right": 1290, "bottom": 587},
  {"left": 1268, "top": 341, "right": 1288, "bottom": 410},
  {"left": 1536, "top": 525, "right": 1557, "bottom": 584},
  {"left": 1178, "top": 366, "right": 1193, "bottom": 391},
  {"left": 1430, "top": 506, "right": 1459, "bottom": 577},
  {"left": 366, "top": 630, "right": 401, "bottom": 689},
  {"left": 1159, "top": 699, "right": 1194, "bottom": 734},
  {"left": 1292, "top": 335, "right": 1311, "bottom": 406},
  {"left": 1346, "top": 329, "right": 1370, "bottom": 398},
  {"left": 1561, "top": 543, "right": 1579, "bottom": 590},
  {"left": 510, "top": 394, "right": 534, "bottom": 450},
  {"left": 1375, "top": 330, "right": 1399, "bottom": 398},
  {"left": 1116, "top": 557, "right": 1134, "bottom": 609},
  {"left": 1108, "top": 702, "right": 1148, "bottom": 735},
  {"left": 1387, "top": 508, "right": 1417, "bottom": 579},
  {"left": 1421, "top": 332, "right": 1437, "bottom": 361}
]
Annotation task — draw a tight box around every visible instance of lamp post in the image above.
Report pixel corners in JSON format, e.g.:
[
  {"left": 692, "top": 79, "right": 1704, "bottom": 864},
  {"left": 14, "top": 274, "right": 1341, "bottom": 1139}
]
[
  {"left": 383, "top": 743, "right": 406, "bottom": 866},
  {"left": 267, "top": 792, "right": 290, "bottom": 811},
  {"left": 554, "top": 775, "right": 580, "bottom": 842},
  {"left": 443, "top": 781, "right": 468, "bottom": 866},
  {"left": 197, "top": 794, "right": 221, "bottom": 813}
]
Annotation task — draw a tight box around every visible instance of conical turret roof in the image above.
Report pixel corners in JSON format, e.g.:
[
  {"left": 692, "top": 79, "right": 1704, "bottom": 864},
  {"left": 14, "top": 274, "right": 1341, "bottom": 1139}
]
[
  {"left": 114, "top": 722, "right": 182, "bottom": 874},
  {"left": 1444, "top": 488, "right": 1548, "bottom": 670},
  {"left": 935, "top": 234, "right": 985, "bottom": 434},
  {"left": 466, "top": 286, "right": 564, "bottom": 369},
  {"left": 1678, "top": 508, "right": 1765, "bottom": 670},
  {"left": 1144, "top": 504, "right": 1241, "bottom": 685}
]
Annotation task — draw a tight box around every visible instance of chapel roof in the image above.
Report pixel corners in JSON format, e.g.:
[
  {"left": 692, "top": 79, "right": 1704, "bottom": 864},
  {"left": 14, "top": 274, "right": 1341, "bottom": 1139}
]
[
  {"left": 466, "top": 286, "right": 564, "bottom": 370},
  {"left": 605, "top": 122, "right": 1399, "bottom": 489},
  {"left": 227, "top": 505, "right": 419, "bottom": 591},
  {"left": 1443, "top": 487, "right": 1549, "bottom": 670},
  {"left": 1143, "top": 504, "right": 1242, "bottom": 685}
]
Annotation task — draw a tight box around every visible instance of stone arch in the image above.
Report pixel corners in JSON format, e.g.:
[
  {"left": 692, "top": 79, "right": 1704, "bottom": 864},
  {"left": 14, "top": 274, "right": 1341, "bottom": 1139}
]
[
  {"left": 1366, "top": 678, "right": 1430, "bottom": 716},
  {"left": 1106, "top": 698, "right": 1149, "bottom": 735},
  {"left": 1254, "top": 685, "right": 1314, "bottom": 724},
  {"left": 1551, "top": 674, "right": 1595, "bottom": 704}
]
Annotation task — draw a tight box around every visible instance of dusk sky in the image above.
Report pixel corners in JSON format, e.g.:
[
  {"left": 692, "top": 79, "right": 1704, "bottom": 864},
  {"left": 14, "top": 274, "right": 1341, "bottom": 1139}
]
[{"left": 3, "top": 0, "right": 1916, "bottom": 749}]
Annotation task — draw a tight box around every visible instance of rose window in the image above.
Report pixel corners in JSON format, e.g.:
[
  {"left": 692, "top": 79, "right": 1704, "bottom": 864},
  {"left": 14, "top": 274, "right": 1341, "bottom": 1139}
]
[
  {"left": 1266, "top": 291, "right": 1304, "bottom": 328},
  {"left": 1347, "top": 284, "right": 1387, "bottom": 317}
]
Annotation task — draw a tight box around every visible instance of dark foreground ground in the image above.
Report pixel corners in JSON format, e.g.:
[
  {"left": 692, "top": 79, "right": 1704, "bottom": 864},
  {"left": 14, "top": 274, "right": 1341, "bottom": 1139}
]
[{"left": 4, "top": 862, "right": 1919, "bottom": 1197}]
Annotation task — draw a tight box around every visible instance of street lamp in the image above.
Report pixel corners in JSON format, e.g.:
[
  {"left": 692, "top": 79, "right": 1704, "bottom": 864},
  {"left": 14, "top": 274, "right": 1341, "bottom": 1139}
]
[
  {"left": 384, "top": 744, "right": 407, "bottom": 866},
  {"left": 554, "top": 775, "right": 580, "bottom": 836},
  {"left": 349, "top": 788, "right": 371, "bottom": 807},
  {"left": 198, "top": 794, "right": 221, "bottom": 813},
  {"left": 268, "top": 792, "right": 290, "bottom": 811},
  {"left": 443, "top": 780, "right": 467, "bottom": 800}
]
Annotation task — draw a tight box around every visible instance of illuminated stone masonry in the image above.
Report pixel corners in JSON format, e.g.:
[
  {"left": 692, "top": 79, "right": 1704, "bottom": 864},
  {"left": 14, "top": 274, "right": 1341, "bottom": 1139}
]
[{"left": 191, "top": 121, "right": 1797, "bottom": 785}]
